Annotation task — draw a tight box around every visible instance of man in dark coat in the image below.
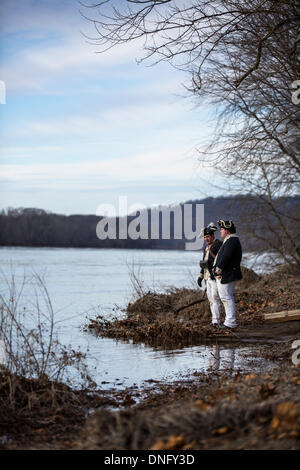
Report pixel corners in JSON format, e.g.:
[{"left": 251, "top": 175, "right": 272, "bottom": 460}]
[
  {"left": 213, "top": 220, "right": 243, "bottom": 329},
  {"left": 197, "top": 222, "right": 223, "bottom": 326}
]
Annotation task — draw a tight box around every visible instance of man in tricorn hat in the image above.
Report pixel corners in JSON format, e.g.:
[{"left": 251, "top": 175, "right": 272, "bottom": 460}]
[
  {"left": 212, "top": 220, "right": 243, "bottom": 329},
  {"left": 197, "top": 222, "right": 223, "bottom": 327}
]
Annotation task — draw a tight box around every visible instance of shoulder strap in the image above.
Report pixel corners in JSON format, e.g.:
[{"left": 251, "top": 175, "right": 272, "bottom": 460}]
[{"left": 208, "top": 239, "right": 218, "bottom": 259}]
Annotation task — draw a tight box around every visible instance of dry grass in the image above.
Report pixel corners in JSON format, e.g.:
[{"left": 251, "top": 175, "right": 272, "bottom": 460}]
[
  {"left": 80, "top": 365, "right": 300, "bottom": 450},
  {"left": 0, "top": 269, "right": 107, "bottom": 448},
  {"left": 87, "top": 266, "right": 300, "bottom": 346}
]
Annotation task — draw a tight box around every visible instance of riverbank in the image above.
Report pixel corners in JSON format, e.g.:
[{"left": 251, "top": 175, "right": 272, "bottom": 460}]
[
  {"left": 87, "top": 266, "right": 300, "bottom": 346},
  {"left": 1, "top": 266, "right": 300, "bottom": 450},
  {"left": 81, "top": 362, "right": 300, "bottom": 450},
  {"left": 2, "top": 343, "right": 299, "bottom": 450}
]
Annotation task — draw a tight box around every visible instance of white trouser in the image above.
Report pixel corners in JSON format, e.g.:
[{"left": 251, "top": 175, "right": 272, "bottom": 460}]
[
  {"left": 216, "top": 279, "right": 237, "bottom": 328},
  {"left": 206, "top": 278, "right": 222, "bottom": 325},
  {"left": 207, "top": 346, "right": 235, "bottom": 370},
  {"left": 222, "top": 348, "right": 235, "bottom": 369},
  {"left": 208, "top": 345, "right": 220, "bottom": 369}
]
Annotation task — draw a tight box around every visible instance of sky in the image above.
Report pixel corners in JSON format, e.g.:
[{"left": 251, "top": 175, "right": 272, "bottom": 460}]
[{"left": 0, "top": 0, "right": 223, "bottom": 216}]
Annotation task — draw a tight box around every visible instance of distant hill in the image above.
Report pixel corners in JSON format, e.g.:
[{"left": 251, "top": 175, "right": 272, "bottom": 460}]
[{"left": 0, "top": 195, "right": 299, "bottom": 252}]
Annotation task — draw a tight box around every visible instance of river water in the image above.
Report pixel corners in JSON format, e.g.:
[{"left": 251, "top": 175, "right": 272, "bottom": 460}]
[{"left": 0, "top": 247, "right": 274, "bottom": 389}]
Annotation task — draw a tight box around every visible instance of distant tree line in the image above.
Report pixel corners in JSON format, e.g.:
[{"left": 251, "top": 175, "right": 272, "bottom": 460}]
[
  {"left": 81, "top": 0, "right": 300, "bottom": 269},
  {"left": 0, "top": 195, "right": 299, "bottom": 256}
]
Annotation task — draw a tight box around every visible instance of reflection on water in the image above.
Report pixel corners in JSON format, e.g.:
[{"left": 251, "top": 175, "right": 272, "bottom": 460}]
[
  {"left": 0, "top": 247, "right": 275, "bottom": 389},
  {"left": 85, "top": 339, "right": 274, "bottom": 391},
  {"left": 207, "top": 345, "right": 235, "bottom": 370}
]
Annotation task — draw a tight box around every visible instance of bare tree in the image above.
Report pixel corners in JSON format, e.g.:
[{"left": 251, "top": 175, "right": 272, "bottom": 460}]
[{"left": 82, "top": 0, "right": 300, "bottom": 268}]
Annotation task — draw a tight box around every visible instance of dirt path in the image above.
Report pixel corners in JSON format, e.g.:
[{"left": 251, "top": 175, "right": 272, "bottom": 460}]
[{"left": 202, "top": 321, "right": 300, "bottom": 344}]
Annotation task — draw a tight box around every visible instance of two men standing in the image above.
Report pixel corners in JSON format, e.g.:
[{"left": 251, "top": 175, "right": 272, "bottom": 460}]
[{"left": 198, "top": 220, "right": 242, "bottom": 329}]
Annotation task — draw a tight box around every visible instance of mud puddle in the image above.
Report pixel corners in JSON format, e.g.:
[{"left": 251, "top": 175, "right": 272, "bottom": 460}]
[{"left": 92, "top": 340, "right": 282, "bottom": 412}]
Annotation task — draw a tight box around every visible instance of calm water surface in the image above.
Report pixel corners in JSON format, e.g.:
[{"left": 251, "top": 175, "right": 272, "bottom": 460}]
[{"left": 0, "top": 247, "right": 274, "bottom": 389}]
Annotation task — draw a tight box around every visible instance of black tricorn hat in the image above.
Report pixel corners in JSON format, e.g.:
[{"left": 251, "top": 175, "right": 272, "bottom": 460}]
[
  {"left": 218, "top": 219, "right": 236, "bottom": 233},
  {"left": 198, "top": 222, "right": 218, "bottom": 238}
]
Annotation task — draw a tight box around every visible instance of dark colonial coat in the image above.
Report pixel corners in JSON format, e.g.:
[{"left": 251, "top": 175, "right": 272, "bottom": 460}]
[
  {"left": 214, "top": 235, "right": 243, "bottom": 284},
  {"left": 199, "top": 238, "right": 223, "bottom": 281}
]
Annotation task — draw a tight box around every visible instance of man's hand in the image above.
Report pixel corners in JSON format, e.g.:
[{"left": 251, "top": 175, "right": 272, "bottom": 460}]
[{"left": 213, "top": 266, "right": 222, "bottom": 279}]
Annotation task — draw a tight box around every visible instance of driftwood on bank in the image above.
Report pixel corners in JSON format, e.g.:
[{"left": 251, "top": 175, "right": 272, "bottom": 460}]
[
  {"left": 264, "top": 309, "right": 300, "bottom": 323},
  {"left": 174, "top": 290, "right": 207, "bottom": 315}
]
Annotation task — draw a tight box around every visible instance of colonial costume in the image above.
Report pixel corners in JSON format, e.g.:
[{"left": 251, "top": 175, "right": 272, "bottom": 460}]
[
  {"left": 213, "top": 220, "right": 243, "bottom": 329},
  {"left": 198, "top": 223, "right": 222, "bottom": 326}
]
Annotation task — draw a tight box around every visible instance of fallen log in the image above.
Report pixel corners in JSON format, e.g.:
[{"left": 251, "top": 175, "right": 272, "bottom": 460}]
[
  {"left": 174, "top": 297, "right": 206, "bottom": 315},
  {"left": 174, "top": 289, "right": 207, "bottom": 315},
  {"left": 264, "top": 309, "right": 300, "bottom": 323}
]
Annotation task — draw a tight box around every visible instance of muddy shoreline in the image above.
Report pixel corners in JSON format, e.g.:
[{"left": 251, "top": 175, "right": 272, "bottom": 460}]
[
  {"left": 86, "top": 266, "right": 300, "bottom": 347},
  {"left": 1, "top": 266, "right": 300, "bottom": 450},
  {"left": 1, "top": 343, "right": 299, "bottom": 450},
  {"left": 3, "top": 341, "right": 298, "bottom": 450}
]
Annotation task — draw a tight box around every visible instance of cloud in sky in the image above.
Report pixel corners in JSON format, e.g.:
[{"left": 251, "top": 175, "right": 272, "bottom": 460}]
[{"left": 0, "top": 0, "right": 220, "bottom": 215}]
